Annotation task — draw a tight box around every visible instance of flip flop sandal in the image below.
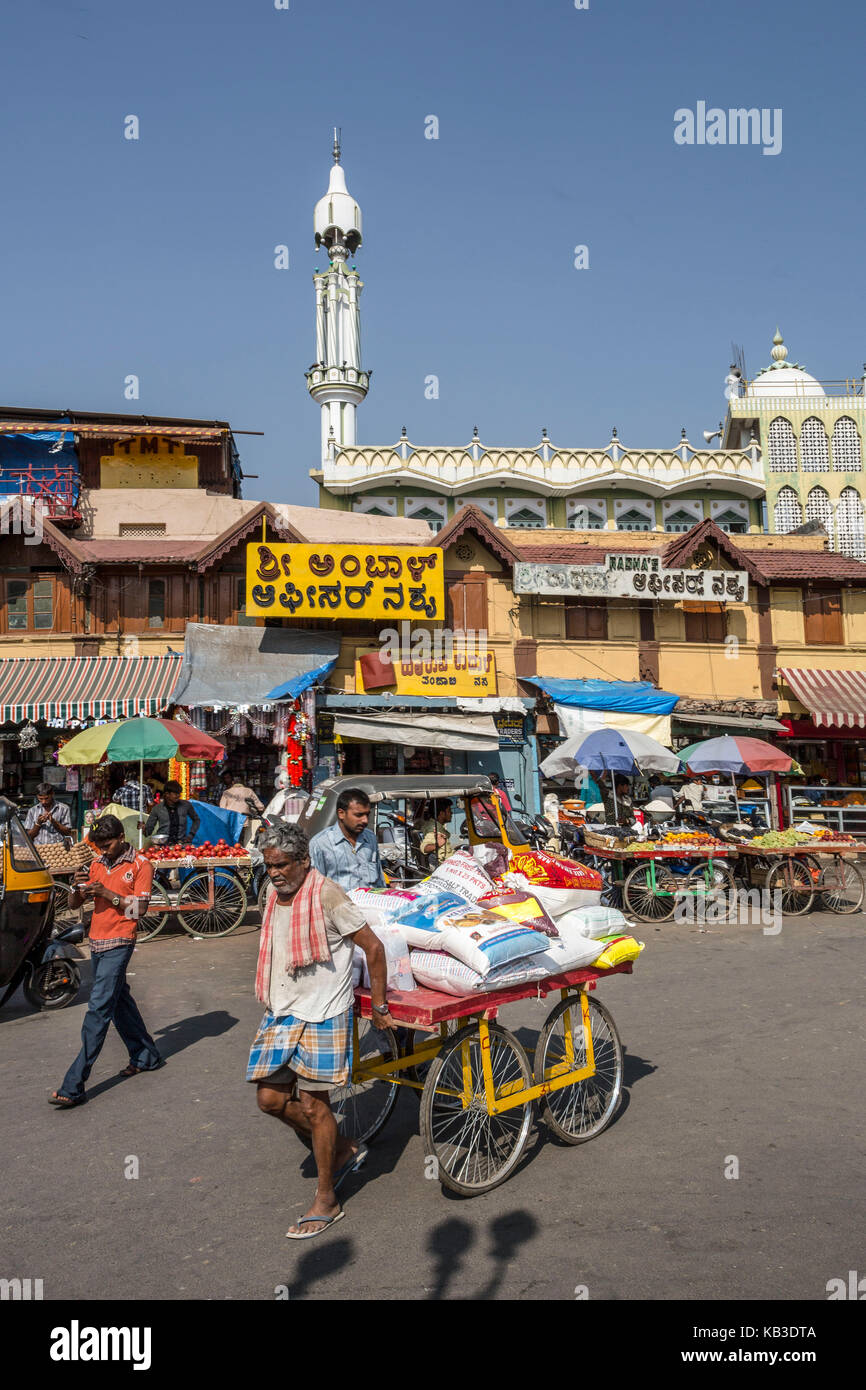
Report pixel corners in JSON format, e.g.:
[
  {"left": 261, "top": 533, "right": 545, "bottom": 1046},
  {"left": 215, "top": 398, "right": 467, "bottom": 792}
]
[
  {"left": 333, "top": 1144, "right": 369, "bottom": 1192},
  {"left": 48, "top": 1093, "right": 85, "bottom": 1108},
  {"left": 121, "top": 1059, "right": 165, "bottom": 1077},
  {"left": 285, "top": 1210, "right": 345, "bottom": 1240}
]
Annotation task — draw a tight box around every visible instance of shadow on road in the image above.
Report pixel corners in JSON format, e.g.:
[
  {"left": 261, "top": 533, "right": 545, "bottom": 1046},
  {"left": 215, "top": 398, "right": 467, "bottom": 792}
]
[
  {"left": 284, "top": 1235, "right": 355, "bottom": 1299},
  {"left": 425, "top": 1210, "right": 539, "bottom": 1299},
  {"left": 153, "top": 1009, "right": 238, "bottom": 1060}
]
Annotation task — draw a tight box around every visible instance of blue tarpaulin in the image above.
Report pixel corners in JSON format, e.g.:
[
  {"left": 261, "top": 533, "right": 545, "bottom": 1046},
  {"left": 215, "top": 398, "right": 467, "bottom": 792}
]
[
  {"left": 188, "top": 800, "right": 246, "bottom": 848},
  {"left": 0, "top": 428, "right": 79, "bottom": 498},
  {"left": 527, "top": 677, "right": 680, "bottom": 715},
  {"left": 264, "top": 658, "right": 337, "bottom": 702}
]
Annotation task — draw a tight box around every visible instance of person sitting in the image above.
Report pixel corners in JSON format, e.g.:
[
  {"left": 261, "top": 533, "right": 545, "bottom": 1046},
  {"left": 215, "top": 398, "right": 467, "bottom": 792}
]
[
  {"left": 419, "top": 800, "right": 453, "bottom": 864},
  {"left": 309, "top": 788, "right": 384, "bottom": 892},
  {"left": 24, "top": 783, "right": 73, "bottom": 846},
  {"left": 143, "top": 780, "right": 200, "bottom": 845}
]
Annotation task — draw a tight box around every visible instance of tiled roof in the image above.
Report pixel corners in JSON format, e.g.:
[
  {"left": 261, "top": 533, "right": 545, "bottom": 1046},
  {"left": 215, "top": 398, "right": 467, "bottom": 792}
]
[
  {"left": 77, "top": 539, "right": 204, "bottom": 562},
  {"left": 747, "top": 551, "right": 866, "bottom": 581}
]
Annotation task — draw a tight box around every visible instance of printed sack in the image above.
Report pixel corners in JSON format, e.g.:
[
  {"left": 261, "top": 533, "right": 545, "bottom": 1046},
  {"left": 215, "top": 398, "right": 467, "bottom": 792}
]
[
  {"left": 476, "top": 889, "right": 560, "bottom": 938},
  {"left": 534, "top": 926, "right": 617, "bottom": 973},
  {"left": 392, "top": 891, "right": 474, "bottom": 949},
  {"left": 409, "top": 950, "right": 550, "bottom": 997},
  {"left": 432, "top": 905, "right": 549, "bottom": 977},
  {"left": 503, "top": 870, "right": 600, "bottom": 917},
  {"left": 348, "top": 887, "right": 421, "bottom": 919},
  {"left": 590, "top": 934, "right": 645, "bottom": 970},
  {"left": 419, "top": 849, "right": 496, "bottom": 903},
  {"left": 552, "top": 904, "right": 630, "bottom": 940},
  {"left": 508, "top": 848, "right": 602, "bottom": 893}
]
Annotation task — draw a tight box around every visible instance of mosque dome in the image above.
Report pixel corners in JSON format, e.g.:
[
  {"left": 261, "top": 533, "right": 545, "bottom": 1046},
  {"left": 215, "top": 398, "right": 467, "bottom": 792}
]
[
  {"left": 314, "top": 131, "right": 362, "bottom": 256},
  {"left": 746, "top": 329, "right": 825, "bottom": 399}
]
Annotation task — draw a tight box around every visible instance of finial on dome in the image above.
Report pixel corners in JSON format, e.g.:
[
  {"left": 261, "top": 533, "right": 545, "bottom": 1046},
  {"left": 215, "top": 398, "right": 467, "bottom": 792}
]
[
  {"left": 333, "top": 127, "right": 341, "bottom": 164},
  {"left": 771, "top": 328, "right": 788, "bottom": 364}
]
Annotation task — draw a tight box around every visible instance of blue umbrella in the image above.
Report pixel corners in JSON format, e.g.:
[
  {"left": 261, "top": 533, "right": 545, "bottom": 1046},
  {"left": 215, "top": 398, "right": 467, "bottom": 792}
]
[{"left": 540, "top": 727, "right": 680, "bottom": 816}]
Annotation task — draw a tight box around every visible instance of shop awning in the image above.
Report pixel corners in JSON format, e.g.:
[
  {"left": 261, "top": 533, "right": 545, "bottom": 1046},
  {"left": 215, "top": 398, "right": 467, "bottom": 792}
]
[
  {"left": 333, "top": 711, "right": 501, "bottom": 751},
  {"left": 778, "top": 668, "right": 866, "bottom": 729},
  {"left": 674, "top": 712, "right": 788, "bottom": 733},
  {"left": 553, "top": 703, "right": 672, "bottom": 746},
  {"left": 0, "top": 653, "right": 183, "bottom": 724},
  {"left": 527, "top": 677, "right": 680, "bottom": 715},
  {"left": 169, "top": 624, "right": 341, "bottom": 709}
]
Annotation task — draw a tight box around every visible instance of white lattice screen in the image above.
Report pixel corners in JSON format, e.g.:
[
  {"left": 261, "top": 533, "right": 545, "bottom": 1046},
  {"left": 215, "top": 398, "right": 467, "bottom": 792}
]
[
  {"left": 118, "top": 523, "right": 167, "bottom": 538},
  {"left": 832, "top": 417, "right": 862, "bottom": 472},
  {"left": 805, "top": 486, "right": 834, "bottom": 544},
  {"left": 799, "top": 417, "right": 829, "bottom": 472},
  {"left": 567, "top": 498, "right": 607, "bottom": 529},
  {"left": 773, "top": 487, "right": 802, "bottom": 533},
  {"left": 836, "top": 487, "right": 866, "bottom": 560},
  {"left": 768, "top": 417, "right": 797, "bottom": 472}
]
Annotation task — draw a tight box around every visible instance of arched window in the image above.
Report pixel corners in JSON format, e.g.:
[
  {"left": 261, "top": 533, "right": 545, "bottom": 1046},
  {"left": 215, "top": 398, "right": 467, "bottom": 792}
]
[
  {"left": 805, "top": 486, "right": 834, "bottom": 546},
  {"left": 799, "top": 417, "right": 829, "bottom": 472},
  {"left": 773, "top": 487, "right": 802, "bottom": 533},
  {"left": 768, "top": 417, "right": 797, "bottom": 473},
  {"left": 832, "top": 417, "right": 862, "bottom": 472},
  {"left": 836, "top": 487, "right": 865, "bottom": 561}
]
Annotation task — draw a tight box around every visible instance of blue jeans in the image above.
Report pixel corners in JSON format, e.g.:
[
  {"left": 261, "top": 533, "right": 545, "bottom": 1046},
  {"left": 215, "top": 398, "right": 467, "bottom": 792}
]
[{"left": 60, "top": 944, "right": 161, "bottom": 1099}]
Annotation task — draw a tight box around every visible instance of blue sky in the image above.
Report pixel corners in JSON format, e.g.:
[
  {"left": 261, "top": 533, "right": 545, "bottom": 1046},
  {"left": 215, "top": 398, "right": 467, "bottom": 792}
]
[{"left": 1, "top": 0, "right": 864, "bottom": 502}]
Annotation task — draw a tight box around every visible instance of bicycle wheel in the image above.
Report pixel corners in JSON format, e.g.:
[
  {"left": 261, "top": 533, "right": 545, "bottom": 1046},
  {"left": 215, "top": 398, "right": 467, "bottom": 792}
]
[
  {"left": 136, "top": 881, "right": 172, "bottom": 941},
  {"left": 329, "top": 1017, "right": 399, "bottom": 1143},
  {"left": 534, "top": 994, "right": 623, "bottom": 1144},
  {"left": 816, "top": 857, "right": 865, "bottom": 914},
  {"left": 419, "top": 1022, "right": 533, "bottom": 1196},
  {"left": 175, "top": 869, "right": 247, "bottom": 937},
  {"left": 766, "top": 858, "right": 814, "bottom": 916},
  {"left": 685, "top": 861, "right": 738, "bottom": 921},
  {"left": 623, "top": 861, "right": 677, "bottom": 922}
]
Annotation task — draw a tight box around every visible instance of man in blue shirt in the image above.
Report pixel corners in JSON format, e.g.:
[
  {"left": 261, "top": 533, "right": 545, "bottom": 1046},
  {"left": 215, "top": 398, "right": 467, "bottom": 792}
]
[{"left": 309, "top": 788, "right": 384, "bottom": 892}]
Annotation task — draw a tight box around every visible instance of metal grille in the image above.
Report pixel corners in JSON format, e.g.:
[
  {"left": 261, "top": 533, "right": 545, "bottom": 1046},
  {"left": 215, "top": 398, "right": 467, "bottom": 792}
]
[
  {"left": 118, "top": 522, "right": 167, "bottom": 537},
  {"left": 805, "top": 485, "right": 834, "bottom": 545},
  {"left": 832, "top": 416, "right": 862, "bottom": 472},
  {"left": 836, "top": 486, "right": 865, "bottom": 560},
  {"left": 768, "top": 417, "right": 797, "bottom": 472},
  {"left": 773, "top": 487, "right": 802, "bottom": 533},
  {"left": 799, "top": 417, "right": 829, "bottom": 472}
]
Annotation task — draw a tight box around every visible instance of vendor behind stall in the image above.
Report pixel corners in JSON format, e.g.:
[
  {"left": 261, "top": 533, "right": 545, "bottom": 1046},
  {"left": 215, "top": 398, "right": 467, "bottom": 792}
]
[
  {"left": 143, "top": 781, "right": 200, "bottom": 845},
  {"left": 24, "top": 783, "right": 72, "bottom": 846}
]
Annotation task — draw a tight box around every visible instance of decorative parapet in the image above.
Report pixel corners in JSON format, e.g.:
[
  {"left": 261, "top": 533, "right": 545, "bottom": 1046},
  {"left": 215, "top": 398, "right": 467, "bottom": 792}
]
[{"left": 318, "top": 430, "right": 764, "bottom": 498}]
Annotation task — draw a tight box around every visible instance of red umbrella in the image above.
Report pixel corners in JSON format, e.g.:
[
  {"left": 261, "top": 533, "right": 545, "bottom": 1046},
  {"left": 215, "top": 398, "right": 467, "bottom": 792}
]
[{"left": 683, "top": 735, "right": 793, "bottom": 774}]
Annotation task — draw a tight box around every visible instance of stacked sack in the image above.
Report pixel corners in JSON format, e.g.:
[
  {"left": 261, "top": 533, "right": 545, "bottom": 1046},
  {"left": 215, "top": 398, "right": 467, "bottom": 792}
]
[{"left": 348, "top": 847, "right": 644, "bottom": 999}]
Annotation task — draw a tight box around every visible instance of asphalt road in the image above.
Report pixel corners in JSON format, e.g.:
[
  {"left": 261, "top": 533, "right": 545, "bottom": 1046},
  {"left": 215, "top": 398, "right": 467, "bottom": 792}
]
[{"left": 2, "top": 908, "right": 863, "bottom": 1301}]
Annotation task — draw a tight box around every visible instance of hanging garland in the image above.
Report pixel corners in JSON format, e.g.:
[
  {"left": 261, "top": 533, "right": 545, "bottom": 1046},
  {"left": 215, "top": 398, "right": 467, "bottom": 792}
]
[{"left": 168, "top": 757, "right": 190, "bottom": 798}]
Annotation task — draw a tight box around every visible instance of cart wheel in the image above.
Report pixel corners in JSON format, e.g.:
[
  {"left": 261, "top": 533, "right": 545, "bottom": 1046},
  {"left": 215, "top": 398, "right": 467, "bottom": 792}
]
[
  {"left": 622, "top": 861, "right": 678, "bottom": 922},
  {"left": 684, "top": 861, "right": 738, "bottom": 921},
  {"left": 419, "top": 1022, "right": 533, "bottom": 1196},
  {"left": 816, "top": 857, "right": 865, "bottom": 914},
  {"left": 135, "top": 881, "right": 172, "bottom": 942},
  {"left": 406, "top": 1028, "right": 444, "bottom": 1088},
  {"left": 175, "top": 869, "right": 248, "bottom": 937},
  {"left": 534, "top": 993, "right": 623, "bottom": 1144},
  {"left": 329, "top": 1018, "right": 399, "bottom": 1143},
  {"left": 766, "top": 859, "right": 814, "bottom": 916}
]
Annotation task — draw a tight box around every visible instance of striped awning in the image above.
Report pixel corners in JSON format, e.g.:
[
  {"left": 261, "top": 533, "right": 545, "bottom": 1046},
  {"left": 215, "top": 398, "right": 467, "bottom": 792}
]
[
  {"left": 0, "top": 653, "right": 183, "bottom": 724},
  {"left": 778, "top": 667, "right": 866, "bottom": 729}
]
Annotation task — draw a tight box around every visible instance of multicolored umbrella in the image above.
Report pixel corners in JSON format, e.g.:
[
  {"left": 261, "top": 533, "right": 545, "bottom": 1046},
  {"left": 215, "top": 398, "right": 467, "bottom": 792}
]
[
  {"left": 58, "top": 717, "right": 225, "bottom": 845},
  {"left": 540, "top": 727, "right": 679, "bottom": 816},
  {"left": 680, "top": 736, "right": 794, "bottom": 775}
]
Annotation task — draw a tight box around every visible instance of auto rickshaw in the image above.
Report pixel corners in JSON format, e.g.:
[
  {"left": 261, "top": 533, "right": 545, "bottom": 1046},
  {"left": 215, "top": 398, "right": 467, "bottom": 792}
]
[{"left": 0, "top": 797, "right": 83, "bottom": 1010}]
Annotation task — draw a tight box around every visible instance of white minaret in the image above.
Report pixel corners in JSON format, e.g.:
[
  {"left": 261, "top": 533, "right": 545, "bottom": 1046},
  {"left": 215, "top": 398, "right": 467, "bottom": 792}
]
[{"left": 306, "top": 130, "right": 370, "bottom": 467}]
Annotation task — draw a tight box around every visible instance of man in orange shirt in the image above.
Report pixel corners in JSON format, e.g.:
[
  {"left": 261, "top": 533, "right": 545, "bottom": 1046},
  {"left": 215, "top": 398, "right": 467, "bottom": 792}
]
[{"left": 49, "top": 815, "right": 163, "bottom": 1108}]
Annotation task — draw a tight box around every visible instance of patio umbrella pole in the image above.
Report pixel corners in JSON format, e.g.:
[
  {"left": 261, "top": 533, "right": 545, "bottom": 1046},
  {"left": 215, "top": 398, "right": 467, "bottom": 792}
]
[{"left": 139, "top": 756, "right": 144, "bottom": 850}]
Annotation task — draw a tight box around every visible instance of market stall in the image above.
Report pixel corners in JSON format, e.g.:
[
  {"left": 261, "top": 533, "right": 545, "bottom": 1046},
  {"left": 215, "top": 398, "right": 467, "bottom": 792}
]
[
  {"left": 729, "top": 827, "right": 866, "bottom": 916},
  {"left": 582, "top": 828, "right": 737, "bottom": 922}
]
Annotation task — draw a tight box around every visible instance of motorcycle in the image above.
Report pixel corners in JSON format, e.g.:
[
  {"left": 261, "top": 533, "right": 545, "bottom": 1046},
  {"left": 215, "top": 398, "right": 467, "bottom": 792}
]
[{"left": 0, "top": 797, "right": 84, "bottom": 1011}]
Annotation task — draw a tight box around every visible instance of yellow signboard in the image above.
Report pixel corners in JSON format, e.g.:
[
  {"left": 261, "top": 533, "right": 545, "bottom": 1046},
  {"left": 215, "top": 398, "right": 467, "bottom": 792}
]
[
  {"left": 246, "top": 543, "right": 445, "bottom": 621},
  {"left": 354, "top": 651, "right": 497, "bottom": 697},
  {"left": 100, "top": 435, "right": 198, "bottom": 489}
]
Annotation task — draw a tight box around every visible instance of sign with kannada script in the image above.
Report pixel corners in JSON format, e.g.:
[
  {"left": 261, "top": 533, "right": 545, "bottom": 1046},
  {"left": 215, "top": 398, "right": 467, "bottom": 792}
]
[
  {"left": 354, "top": 650, "right": 497, "bottom": 697},
  {"left": 514, "top": 553, "right": 749, "bottom": 603},
  {"left": 246, "top": 544, "right": 445, "bottom": 621}
]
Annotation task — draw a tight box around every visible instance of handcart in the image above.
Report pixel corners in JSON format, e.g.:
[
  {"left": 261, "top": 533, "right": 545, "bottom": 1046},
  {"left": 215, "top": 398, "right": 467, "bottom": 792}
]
[
  {"left": 137, "top": 853, "right": 253, "bottom": 939},
  {"left": 733, "top": 839, "right": 866, "bottom": 916},
  {"left": 583, "top": 840, "right": 739, "bottom": 922},
  {"left": 331, "top": 963, "right": 632, "bottom": 1197}
]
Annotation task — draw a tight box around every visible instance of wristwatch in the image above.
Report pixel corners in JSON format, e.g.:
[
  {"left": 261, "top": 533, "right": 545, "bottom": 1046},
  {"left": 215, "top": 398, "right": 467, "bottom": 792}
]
[
  {"left": 371, "top": 1001, "right": 389, "bottom": 1015},
  {"left": 111, "top": 895, "right": 121, "bottom": 908}
]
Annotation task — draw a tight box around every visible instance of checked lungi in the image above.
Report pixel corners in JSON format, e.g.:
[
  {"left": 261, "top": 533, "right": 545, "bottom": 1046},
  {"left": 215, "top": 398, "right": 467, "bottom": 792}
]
[{"left": 246, "top": 1007, "right": 353, "bottom": 1088}]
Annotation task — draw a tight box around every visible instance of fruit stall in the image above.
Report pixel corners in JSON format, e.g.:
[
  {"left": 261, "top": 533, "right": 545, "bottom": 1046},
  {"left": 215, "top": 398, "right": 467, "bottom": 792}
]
[
  {"left": 137, "top": 840, "right": 253, "bottom": 940},
  {"left": 729, "top": 827, "right": 866, "bottom": 916},
  {"left": 582, "top": 829, "right": 737, "bottom": 923}
]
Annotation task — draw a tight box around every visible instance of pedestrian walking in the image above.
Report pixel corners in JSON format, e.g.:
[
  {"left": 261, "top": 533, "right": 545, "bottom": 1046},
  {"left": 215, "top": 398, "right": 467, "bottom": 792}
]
[
  {"left": 249, "top": 822, "right": 393, "bottom": 1239},
  {"left": 48, "top": 815, "right": 163, "bottom": 1108}
]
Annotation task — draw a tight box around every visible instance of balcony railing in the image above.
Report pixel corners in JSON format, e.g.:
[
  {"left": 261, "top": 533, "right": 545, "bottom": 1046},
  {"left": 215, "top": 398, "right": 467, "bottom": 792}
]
[{"left": 0, "top": 466, "right": 82, "bottom": 525}]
